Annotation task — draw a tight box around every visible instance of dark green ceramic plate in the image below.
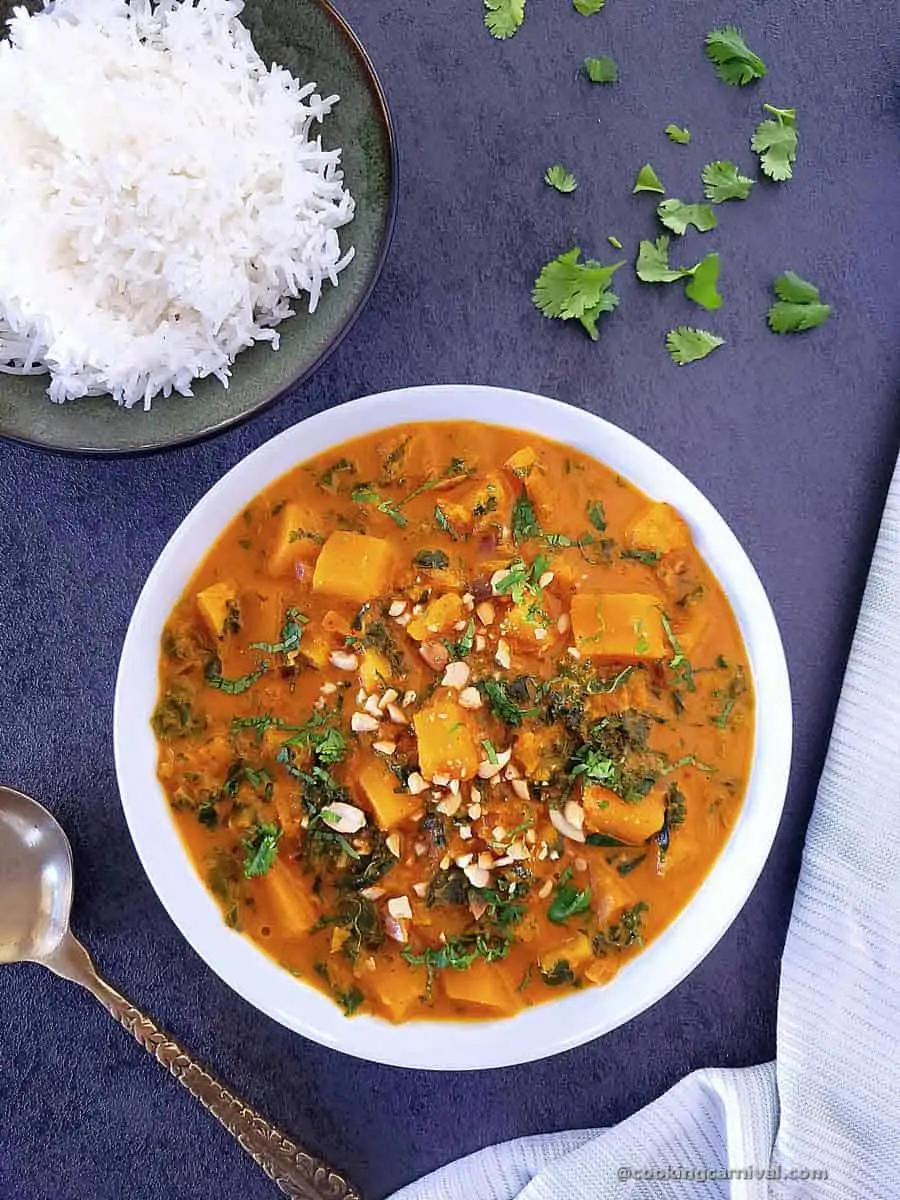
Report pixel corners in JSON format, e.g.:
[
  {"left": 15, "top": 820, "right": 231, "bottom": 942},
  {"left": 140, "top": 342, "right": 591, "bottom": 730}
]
[{"left": 0, "top": 0, "right": 397, "bottom": 455}]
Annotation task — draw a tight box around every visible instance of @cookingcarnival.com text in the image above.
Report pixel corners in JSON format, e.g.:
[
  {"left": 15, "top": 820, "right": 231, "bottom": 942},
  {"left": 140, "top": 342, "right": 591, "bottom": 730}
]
[{"left": 617, "top": 1165, "right": 829, "bottom": 1183}]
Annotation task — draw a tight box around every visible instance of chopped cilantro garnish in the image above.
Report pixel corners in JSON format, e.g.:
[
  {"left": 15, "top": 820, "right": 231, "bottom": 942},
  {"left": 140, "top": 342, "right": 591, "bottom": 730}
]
[
  {"left": 250, "top": 607, "right": 308, "bottom": 657},
  {"left": 751, "top": 105, "right": 797, "bottom": 182},
  {"left": 586, "top": 499, "right": 606, "bottom": 531},
  {"left": 414, "top": 549, "right": 450, "bottom": 570},
  {"left": 351, "top": 484, "right": 407, "bottom": 528},
  {"left": 484, "top": 0, "right": 525, "bottom": 38},
  {"left": 632, "top": 164, "right": 665, "bottom": 195},
  {"left": 482, "top": 738, "right": 499, "bottom": 765},
  {"left": 204, "top": 656, "right": 268, "bottom": 695},
  {"left": 702, "top": 161, "right": 754, "bottom": 203},
  {"left": 545, "top": 164, "right": 577, "bottom": 193},
  {"left": 547, "top": 867, "right": 592, "bottom": 923},
  {"left": 532, "top": 248, "right": 624, "bottom": 341},
  {"left": 539, "top": 959, "right": 576, "bottom": 986},
  {"left": 433, "top": 504, "right": 458, "bottom": 539},
  {"left": 242, "top": 821, "right": 282, "bottom": 878},
  {"left": 665, "top": 327, "right": 725, "bottom": 365},
  {"left": 573, "top": 0, "right": 605, "bottom": 13},
  {"left": 665, "top": 124, "right": 691, "bottom": 144},
  {"left": 511, "top": 494, "right": 542, "bottom": 544},
  {"left": 684, "top": 253, "right": 722, "bottom": 311},
  {"left": 767, "top": 271, "right": 831, "bottom": 334},
  {"left": 621, "top": 548, "right": 660, "bottom": 565},
  {"left": 583, "top": 55, "right": 617, "bottom": 83},
  {"left": 635, "top": 238, "right": 721, "bottom": 310},
  {"left": 705, "top": 26, "right": 767, "bottom": 87},
  {"left": 657, "top": 199, "right": 717, "bottom": 235}
]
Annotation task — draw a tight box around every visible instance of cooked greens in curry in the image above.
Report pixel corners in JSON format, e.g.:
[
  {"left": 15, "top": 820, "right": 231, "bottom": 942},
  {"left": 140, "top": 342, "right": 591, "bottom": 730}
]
[{"left": 154, "top": 422, "right": 754, "bottom": 1022}]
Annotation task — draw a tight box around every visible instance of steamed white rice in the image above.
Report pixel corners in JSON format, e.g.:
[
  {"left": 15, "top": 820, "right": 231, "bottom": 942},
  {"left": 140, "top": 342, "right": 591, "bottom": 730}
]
[{"left": 0, "top": 0, "right": 356, "bottom": 409}]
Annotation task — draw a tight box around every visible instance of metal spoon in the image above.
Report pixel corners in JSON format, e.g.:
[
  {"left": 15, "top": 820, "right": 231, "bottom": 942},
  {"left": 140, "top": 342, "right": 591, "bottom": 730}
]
[{"left": 0, "top": 784, "right": 360, "bottom": 1200}]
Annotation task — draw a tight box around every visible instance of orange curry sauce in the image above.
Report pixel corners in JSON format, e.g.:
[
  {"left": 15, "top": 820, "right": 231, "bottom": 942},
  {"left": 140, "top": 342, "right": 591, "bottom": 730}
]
[{"left": 154, "top": 422, "right": 753, "bottom": 1021}]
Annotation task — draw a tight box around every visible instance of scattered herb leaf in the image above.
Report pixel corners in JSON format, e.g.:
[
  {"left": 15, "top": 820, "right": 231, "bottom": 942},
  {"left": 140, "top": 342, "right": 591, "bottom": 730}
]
[
  {"left": 632, "top": 164, "right": 665, "bottom": 195},
  {"left": 751, "top": 105, "right": 797, "bottom": 182},
  {"left": 702, "top": 160, "right": 754, "bottom": 203},
  {"left": 705, "top": 26, "right": 767, "bottom": 86},
  {"left": 484, "top": 0, "right": 525, "bottom": 39},
  {"left": 767, "top": 271, "right": 831, "bottom": 333},
  {"left": 583, "top": 55, "right": 617, "bottom": 84},
  {"left": 657, "top": 198, "right": 717, "bottom": 235},
  {"left": 545, "top": 164, "right": 577, "bottom": 193},
  {"left": 665, "top": 327, "right": 725, "bottom": 365},
  {"left": 665, "top": 124, "right": 691, "bottom": 144}
]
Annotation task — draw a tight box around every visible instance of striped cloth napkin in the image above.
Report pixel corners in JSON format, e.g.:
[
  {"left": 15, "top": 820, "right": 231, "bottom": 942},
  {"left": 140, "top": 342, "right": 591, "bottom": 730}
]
[{"left": 393, "top": 456, "right": 900, "bottom": 1200}]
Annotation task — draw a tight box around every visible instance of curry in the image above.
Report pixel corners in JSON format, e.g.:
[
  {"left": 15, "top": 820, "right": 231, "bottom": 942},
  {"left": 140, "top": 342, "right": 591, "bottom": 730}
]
[{"left": 153, "top": 421, "right": 754, "bottom": 1022}]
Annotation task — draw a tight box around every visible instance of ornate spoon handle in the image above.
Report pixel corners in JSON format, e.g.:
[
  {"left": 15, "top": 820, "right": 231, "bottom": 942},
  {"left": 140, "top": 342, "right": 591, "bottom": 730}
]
[{"left": 45, "top": 933, "right": 360, "bottom": 1200}]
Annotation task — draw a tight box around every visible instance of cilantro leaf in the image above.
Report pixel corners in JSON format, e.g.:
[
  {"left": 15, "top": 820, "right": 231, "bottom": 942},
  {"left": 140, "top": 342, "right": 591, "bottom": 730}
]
[
  {"left": 632, "top": 163, "right": 665, "bottom": 195},
  {"left": 573, "top": 0, "right": 605, "bottom": 13},
  {"left": 773, "top": 270, "right": 824, "bottom": 305},
  {"left": 548, "top": 868, "right": 592, "bottom": 923},
  {"left": 484, "top": 0, "right": 525, "bottom": 39},
  {"left": 684, "top": 253, "right": 722, "bottom": 311},
  {"left": 545, "top": 164, "right": 577, "bottom": 193},
  {"left": 705, "top": 26, "right": 767, "bottom": 86},
  {"left": 636, "top": 239, "right": 721, "bottom": 309},
  {"left": 511, "top": 493, "right": 542, "bottom": 543},
  {"left": 586, "top": 499, "right": 606, "bottom": 531},
  {"left": 702, "top": 160, "right": 755, "bottom": 204},
  {"left": 635, "top": 236, "right": 689, "bottom": 283},
  {"left": 414, "top": 549, "right": 450, "bottom": 570},
  {"left": 665, "top": 124, "right": 691, "bottom": 144},
  {"left": 579, "top": 290, "right": 620, "bottom": 341},
  {"left": 583, "top": 55, "right": 617, "bottom": 83},
  {"left": 751, "top": 105, "right": 798, "bottom": 181},
  {"left": 767, "top": 272, "right": 831, "bottom": 333},
  {"left": 204, "top": 656, "right": 268, "bottom": 695},
  {"left": 665, "top": 327, "right": 725, "bottom": 365},
  {"left": 532, "top": 248, "right": 624, "bottom": 340},
  {"left": 657, "top": 199, "right": 717, "bottom": 235},
  {"left": 242, "top": 821, "right": 282, "bottom": 878}
]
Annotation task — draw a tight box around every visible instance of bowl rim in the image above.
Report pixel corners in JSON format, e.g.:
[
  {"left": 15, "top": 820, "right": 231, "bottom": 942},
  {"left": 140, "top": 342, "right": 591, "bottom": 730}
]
[
  {"left": 114, "top": 384, "right": 793, "bottom": 1070},
  {"left": 0, "top": 0, "right": 399, "bottom": 459}
]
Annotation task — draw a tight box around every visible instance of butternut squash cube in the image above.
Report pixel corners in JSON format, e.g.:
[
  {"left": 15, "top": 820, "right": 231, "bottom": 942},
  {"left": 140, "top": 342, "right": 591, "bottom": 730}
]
[
  {"left": 196, "top": 581, "right": 240, "bottom": 641},
  {"left": 374, "top": 960, "right": 426, "bottom": 1022},
  {"left": 503, "top": 446, "right": 538, "bottom": 479},
  {"left": 582, "top": 784, "right": 665, "bottom": 844},
  {"left": 413, "top": 697, "right": 480, "bottom": 780},
  {"left": 298, "top": 633, "right": 331, "bottom": 670},
  {"left": 441, "top": 960, "right": 517, "bottom": 1013},
  {"left": 514, "top": 724, "right": 567, "bottom": 782},
  {"left": 321, "top": 610, "right": 352, "bottom": 637},
  {"left": 627, "top": 502, "right": 690, "bottom": 556},
  {"left": 358, "top": 760, "right": 419, "bottom": 829},
  {"left": 406, "top": 592, "right": 465, "bottom": 641},
  {"left": 312, "top": 532, "right": 394, "bottom": 605},
  {"left": 503, "top": 600, "right": 558, "bottom": 651},
  {"left": 267, "top": 502, "right": 325, "bottom": 578},
  {"left": 359, "top": 648, "right": 393, "bottom": 692},
  {"left": 260, "top": 860, "right": 319, "bottom": 935},
  {"left": 541, "top": 933, "right": 594, "bottom": 974},
  {"left": 570, "top": 592, "right": 666, "bottom": 660}
]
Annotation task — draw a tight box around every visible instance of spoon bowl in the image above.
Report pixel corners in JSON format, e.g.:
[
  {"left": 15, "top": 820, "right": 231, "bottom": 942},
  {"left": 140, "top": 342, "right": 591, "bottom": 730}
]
[
  {"left": 0, "top": 785, "right": 73, "bottom": 964},
  {"left": 0, "top": 784, "right": 358, "bottom": 1200}
]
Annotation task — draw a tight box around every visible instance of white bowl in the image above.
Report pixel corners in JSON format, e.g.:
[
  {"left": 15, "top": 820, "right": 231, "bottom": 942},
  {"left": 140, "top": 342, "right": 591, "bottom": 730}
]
[{"left": 114, "top": 384, "right": 792, "bottom": 1070}]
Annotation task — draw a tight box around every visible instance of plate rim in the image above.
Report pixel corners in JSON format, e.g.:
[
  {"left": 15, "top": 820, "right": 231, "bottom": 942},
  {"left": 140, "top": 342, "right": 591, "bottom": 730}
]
[
  {"left": 0, "top": 0, "right": 399, "bottom": 458},
  {"left": 114, "top": 384, "right": 793, "bottom": 1070}
]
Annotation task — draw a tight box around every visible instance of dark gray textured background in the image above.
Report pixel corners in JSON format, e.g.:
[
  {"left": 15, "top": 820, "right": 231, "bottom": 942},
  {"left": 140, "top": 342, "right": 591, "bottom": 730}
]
[{"left": 1, "top": 2, "right": 899, "bottom": 1198}]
